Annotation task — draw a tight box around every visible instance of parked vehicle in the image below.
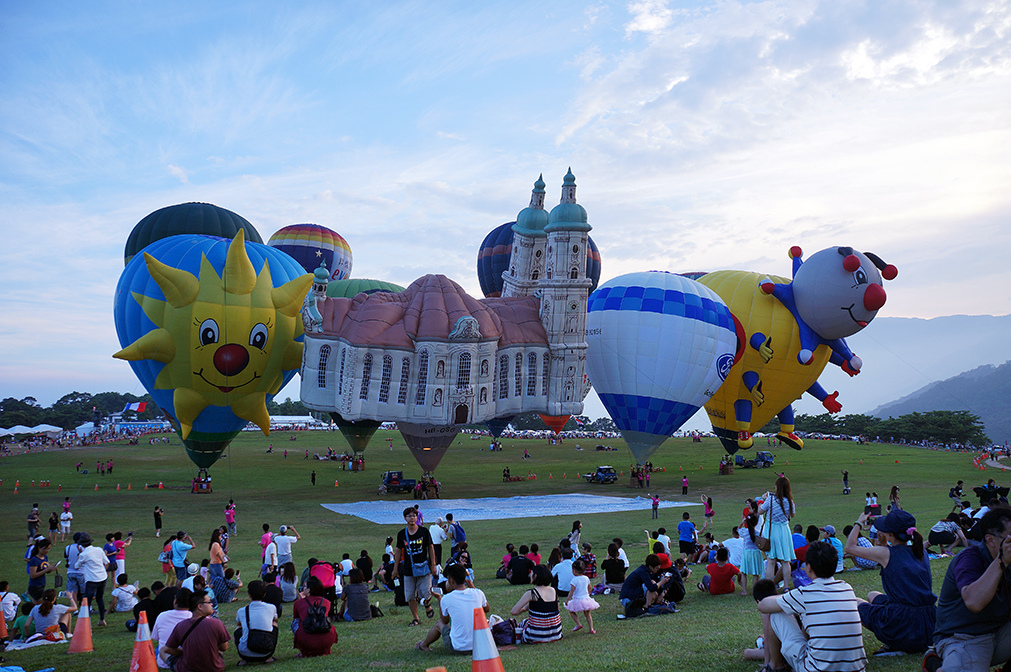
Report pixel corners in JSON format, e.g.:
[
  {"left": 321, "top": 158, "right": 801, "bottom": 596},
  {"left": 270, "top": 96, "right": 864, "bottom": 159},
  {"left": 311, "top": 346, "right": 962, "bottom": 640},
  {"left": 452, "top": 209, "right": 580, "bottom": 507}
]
[
  {"left": 583, "top": 465, "right": 618, "bottom": 484},
  {"left": 378, "top": 470, "right": 416, "bottom": 495}
]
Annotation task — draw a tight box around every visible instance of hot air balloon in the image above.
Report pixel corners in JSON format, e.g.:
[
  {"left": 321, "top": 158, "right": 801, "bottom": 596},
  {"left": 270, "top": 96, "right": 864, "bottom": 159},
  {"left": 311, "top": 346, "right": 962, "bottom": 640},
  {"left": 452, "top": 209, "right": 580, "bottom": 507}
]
[
  {"left": 398, "top": 422, "right": 459, "bottom": 474},
  {"left": 268, "top": 223, "right": 353, "bottom": 280},
  {"left": 699, "top": 246, "right": 897, "bottom": 454},
  {"left": 585, "top": 271, "right": 737, "bottom": 466},
  {"left": 476, "top": 221, "right": 601, "bottom": 298},
  {"left": 539, "top": 414, "right": 571, "bottom": 435},
  {"left": 124, "top": 202, "right": 263, "bottom": 266},
  {"left": 485, "top": 416, "right": 515, "bottom": 439},
  {"left": 114, "top": 230, "right": 312, "bottom": 469},
  {"left": 326, "top": 278, "right": 405, "bottom": 298}
]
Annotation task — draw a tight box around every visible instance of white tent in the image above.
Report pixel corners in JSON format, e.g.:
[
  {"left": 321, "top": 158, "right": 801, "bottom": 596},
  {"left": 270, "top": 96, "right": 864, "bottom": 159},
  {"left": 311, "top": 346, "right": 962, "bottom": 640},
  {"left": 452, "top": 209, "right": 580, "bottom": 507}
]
[{"left": 0, "top": 425, "right": 34, "bottom": 436}]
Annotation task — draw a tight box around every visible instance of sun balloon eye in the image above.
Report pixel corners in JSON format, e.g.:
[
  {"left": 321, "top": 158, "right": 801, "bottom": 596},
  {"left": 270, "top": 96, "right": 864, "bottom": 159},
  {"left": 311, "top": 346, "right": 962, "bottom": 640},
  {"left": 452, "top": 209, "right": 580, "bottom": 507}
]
[
  {"left": 853, "top": 268, "right": 867, "bottom": 285},
  {"left": 199, "top": 319, "right": 219, "bottom": 346},
  {"left": 249, "top": 323, "right": 268, "bottom": 351}
]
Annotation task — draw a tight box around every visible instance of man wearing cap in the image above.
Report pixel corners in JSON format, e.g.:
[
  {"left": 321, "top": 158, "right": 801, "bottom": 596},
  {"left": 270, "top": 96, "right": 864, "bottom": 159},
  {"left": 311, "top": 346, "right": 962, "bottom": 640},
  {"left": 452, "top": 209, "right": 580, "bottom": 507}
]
[
  {"left": 273, "top": 525, "right": 300, "bottom": 568},
  {"left": 75, "top": 532, "right": 110, "bottom": 627},
  {"left": 821, "top": 525, "right": 845, "bottom": 574},
  {"left": 926, "top": 508, "right": 1011, "bottom": 672},
  {"left": 170, "top": 531, "right": 195, "bottom": 582},
  {"left": 180, "top": 563, "right": 201, "bottom": 591}
]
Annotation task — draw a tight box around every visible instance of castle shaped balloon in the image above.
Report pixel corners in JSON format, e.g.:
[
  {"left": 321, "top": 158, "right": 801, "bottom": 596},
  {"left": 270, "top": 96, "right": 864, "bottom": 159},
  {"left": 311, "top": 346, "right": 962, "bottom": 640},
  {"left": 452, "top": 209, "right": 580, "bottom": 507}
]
[{"left": 299, "top": 170, "right": 594, "bottom": 473}]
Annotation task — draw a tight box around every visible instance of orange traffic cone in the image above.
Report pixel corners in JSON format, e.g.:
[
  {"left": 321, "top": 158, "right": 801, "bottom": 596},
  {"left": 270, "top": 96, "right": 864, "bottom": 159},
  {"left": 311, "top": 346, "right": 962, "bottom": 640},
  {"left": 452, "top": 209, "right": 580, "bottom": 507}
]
[
  {"left": 59, "top": 484, "right": 62, "bottom": 491},
  {"left": 334, "top": 480, "right": 339, "bottom": 487},
  {"left": 68, "top": 598, "right": 93, "bottom": 653},
  {"left": 117, "top": 483, "right": 121, "bottom": 491},
  {"left": 158, "top": 482, "right": 164, "bottom": 489},
  {"left": 94, "top": 484, "right": 99, "bottom": 491},
  {"left": 129, "top": 610, "right": 157, "bottom": 672},
  {"left": 128, "top": 483, "right": 132, "bottom": 490},
  {"left": 0, "top": 605, "right": 7, "bottom": 639},
  {"left": 471, "top": 607, "right": 505, "bottom": 671}
]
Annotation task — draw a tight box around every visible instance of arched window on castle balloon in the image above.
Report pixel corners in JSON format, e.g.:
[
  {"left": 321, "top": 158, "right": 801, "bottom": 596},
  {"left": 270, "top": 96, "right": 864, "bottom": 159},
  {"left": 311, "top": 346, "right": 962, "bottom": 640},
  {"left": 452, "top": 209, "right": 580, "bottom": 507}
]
[
  {"left": 498, "top": 355, "right": 509, "bottom": 399},
  {"left": 379, "top": 355, "right": 393, "bottom": 403},
  {"left": 360, "top": 354, "right": 373, "bottom": 400},
  {"left": 457, "top": 352, "right": 471, "bottom": 388},
  {"left": 514, "top": 354, "right": 523, "bottom": 397},
  {"left": 415, "top": 350, "right": 429, "bottom": 405},
  {"left": 397, "top": 357, "right": 411, "bottom": 404},
  {"left": 318, "top": 345, "right": 330, "bottom": 389},
  {"left": 542, "top": 353, "right": 550, "bottom": 396},
  {"left": 527, "top": 353, "right": 537, "bottom": 396}
]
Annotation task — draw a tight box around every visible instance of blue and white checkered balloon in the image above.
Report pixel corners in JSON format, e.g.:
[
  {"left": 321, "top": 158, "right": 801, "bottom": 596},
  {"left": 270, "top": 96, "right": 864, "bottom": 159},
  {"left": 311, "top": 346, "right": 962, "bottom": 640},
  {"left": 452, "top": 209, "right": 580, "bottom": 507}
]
[{"left": 585, "top": 271, "right": 737, "bottom": 465}]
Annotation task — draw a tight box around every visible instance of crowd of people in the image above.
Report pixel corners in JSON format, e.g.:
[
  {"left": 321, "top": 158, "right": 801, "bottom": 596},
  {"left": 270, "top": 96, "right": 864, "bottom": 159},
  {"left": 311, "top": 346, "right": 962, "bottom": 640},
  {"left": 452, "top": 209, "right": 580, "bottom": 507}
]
[{"left": 12, "top": 469, "right": 1011, "bottom": 672}]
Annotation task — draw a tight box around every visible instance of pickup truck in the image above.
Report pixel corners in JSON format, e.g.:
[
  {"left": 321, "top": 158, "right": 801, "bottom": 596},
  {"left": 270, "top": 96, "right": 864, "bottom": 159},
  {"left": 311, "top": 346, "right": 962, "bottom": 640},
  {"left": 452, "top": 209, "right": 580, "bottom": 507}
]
[
  {"left": 583, "top": 466, "right": 618, "bottom": 484},
  {"left": 734, "top": 451, "right": 775, "bottom": 469},
  {"left": 378, "top": 470, "right": 416, "bottom": 495}
]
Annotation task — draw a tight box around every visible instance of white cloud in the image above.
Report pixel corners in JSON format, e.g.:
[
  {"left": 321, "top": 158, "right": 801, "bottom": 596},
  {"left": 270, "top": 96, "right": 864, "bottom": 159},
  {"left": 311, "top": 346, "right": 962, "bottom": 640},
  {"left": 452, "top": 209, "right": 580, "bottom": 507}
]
[
  {"left": 167, "top": 164, "right": 189, "bottom": 183},
  {"left": 625, "top": 0, "right": 673, "bottom": 36}
]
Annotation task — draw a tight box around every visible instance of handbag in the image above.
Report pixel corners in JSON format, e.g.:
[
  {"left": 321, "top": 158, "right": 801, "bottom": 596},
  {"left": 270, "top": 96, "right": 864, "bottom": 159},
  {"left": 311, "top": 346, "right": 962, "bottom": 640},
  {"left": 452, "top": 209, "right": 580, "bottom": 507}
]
[
  {"left": 755, "top": 509, "right": 772, "bottom": 553},
  {"left": 405, "top": 525, "right": 431, "bottom": 577},
  {"left": 241, "top": 606, "right": 276, "bottom": 655}
]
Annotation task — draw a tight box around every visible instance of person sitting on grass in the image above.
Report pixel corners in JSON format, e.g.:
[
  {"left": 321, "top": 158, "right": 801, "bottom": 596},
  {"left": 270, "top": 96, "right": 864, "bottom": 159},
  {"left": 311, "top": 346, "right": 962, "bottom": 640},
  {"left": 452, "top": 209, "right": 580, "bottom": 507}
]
[
  {"left": 698, "top": 547, "right": 742, "bottom": 596},
  {"left": 161, "top": 589, "right": 230, "bottom": 671},
  {"left": 12, "top": 602, "right": 35, "bottom": 640},
  {"left": 415, "top": 563, "right": 489, "bottom": 654},
  {"left": 924, "top": 513, "right": 968, "bottom": 556},
  {"left": 844, "top": 509, "right": 936, "bottom": 657},
  {"left": 757, "top": 541, "right": 866, "bottom": 672},
  {"left": 742, "top": 579, "right": 779, "bottom": 666},
  {"left": 25, "top": 589, "right": 72, "bottom": 637},
  {"left": 337, "top": 569, "right": 371, "bottom": 622},
  {"left": 600, "top": 543, "right": 627, "bottom": 591},
  {"left": 841, "top": 525, "right": 879, "bottom": 570},
  {"left": 618, "top": 553, "right": 672, "bottom": 618},
  {"left": 292, "top": 577, "right": 337, "bottom": 658},
  {"left": 212, "top": 567, "right": 243, "bottom": 604},
  {"left": 510, "top": 565, "right": 562, "bottom": 644},
  {"left": 110, "top": 573, "right": 139, "bottom": 612},
  {"left": 507, "top": 545, "right": 535, "bottom": 585},
  {"left": 234, "top": 580, "right": 278, "bottom": 665}
]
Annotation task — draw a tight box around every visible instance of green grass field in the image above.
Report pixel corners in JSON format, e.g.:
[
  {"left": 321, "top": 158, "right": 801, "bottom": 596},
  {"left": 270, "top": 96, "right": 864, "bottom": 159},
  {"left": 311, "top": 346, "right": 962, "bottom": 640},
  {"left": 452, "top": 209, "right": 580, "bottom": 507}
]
[{"left": 0, "top": 430, "right": 984, "bottom": 671}]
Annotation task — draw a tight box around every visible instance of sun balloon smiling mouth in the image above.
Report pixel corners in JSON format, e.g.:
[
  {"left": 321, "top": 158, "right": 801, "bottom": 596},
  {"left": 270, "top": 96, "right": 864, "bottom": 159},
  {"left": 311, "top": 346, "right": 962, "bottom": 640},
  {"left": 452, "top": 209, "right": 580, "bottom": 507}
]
[{"left": 195, "top": 368, "right": 260, "bottom": 393}]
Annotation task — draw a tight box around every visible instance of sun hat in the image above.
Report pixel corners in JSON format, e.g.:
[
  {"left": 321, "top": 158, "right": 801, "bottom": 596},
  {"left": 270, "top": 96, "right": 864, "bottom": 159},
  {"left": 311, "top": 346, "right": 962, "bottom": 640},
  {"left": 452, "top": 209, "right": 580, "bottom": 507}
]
[{"left": 187, "top": 562, "right": 199, "bottom": 575}]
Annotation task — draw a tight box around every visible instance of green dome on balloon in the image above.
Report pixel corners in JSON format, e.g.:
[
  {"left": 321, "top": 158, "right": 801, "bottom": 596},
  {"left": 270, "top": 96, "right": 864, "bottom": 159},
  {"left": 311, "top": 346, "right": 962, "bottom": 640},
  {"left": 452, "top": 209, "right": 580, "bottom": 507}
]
[
  {"left": 326, "top": 278, "right": 405, "bottom": 298},
  {"left": 124, "top": 202, "right": 263, "bottom": 265}
]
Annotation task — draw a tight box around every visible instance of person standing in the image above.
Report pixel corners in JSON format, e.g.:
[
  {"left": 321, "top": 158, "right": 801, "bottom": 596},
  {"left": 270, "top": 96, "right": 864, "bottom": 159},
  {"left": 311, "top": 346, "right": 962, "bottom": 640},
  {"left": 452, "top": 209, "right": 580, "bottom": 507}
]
[
  {"left": 154, "top": 507, "right": 164, "bottom": 538},
  {"left": 64, "top": 532, "right": 85, "bottom": 610},
  {"left": 59, "top": 508, "right": 73, "bottom": 541},
  {"left": 27, "top": 539, "right": 57, "bottom": 603},
  {"left": 759, "top": 476, "right": 796, "bottom": 591},
  {"left": 27, "top": 506, "right": 41, "bottom": 540},
  {"left": 650, "top": 494, "right": 660, "bottom": 520},
  {"left": 392, "top": 506, "right": 436, "bottom": 627},
  {"left": 170, "top": 531, "right": 195, "bottom": 582},
  {"left": 310, "top": 470, "right": 316, "bottom": 486},
  {"left": 682, "top": 476, "right": 689, "bottom": 496},
  {"left": 273, "top": 525, "right": 300, "bottom": 568},
  {"left": 842, "top": 470, "right": 850, "bottom": 494},
  {"left": 429, "top": 517, "right": 448, "bottom": 567},
  {"left": 224, "top": 501, "right": 237, "bottom": 536},
  {"left": 75, "top": 533, "right": 109, "bottom": 626}
]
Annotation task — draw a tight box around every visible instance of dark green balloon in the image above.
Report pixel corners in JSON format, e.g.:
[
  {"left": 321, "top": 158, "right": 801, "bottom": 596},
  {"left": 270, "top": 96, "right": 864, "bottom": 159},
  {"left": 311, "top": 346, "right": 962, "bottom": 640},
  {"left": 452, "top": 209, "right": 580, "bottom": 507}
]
[
  {"left": 330, "top": 413, "right": 382, "bottom": 454},
  {"left": 325, "top": 278, "right": 405, "bottom": 298},
  {"left": 124, "top": 202, "right": 263, "bottom": 265}
]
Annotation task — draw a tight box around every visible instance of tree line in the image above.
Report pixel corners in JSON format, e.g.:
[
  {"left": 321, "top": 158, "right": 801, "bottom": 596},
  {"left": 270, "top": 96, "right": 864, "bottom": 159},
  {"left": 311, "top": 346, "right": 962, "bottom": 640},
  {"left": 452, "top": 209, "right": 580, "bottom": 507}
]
[{"left": 759, "top": 409, "right": 991, "bottom": 447}]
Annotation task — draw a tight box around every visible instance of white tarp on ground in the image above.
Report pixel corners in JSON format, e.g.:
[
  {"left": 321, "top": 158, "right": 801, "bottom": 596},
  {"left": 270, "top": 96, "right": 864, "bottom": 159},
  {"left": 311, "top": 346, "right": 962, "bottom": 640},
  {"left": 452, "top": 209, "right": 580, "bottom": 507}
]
[{"left": 321, "top": 494, "right": 700, "bottom": 525}]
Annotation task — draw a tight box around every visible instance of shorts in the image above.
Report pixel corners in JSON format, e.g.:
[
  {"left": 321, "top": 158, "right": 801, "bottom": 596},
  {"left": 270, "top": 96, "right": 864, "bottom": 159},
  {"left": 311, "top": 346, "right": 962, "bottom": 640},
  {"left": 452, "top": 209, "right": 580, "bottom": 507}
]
[
  {"left": 60, "top": 523, "right": 71, "bottom": 533},
  {"left": 404, "top": 573, "right": 432, "bottom": 602},
  {"left": 769, "top": 611, "right": 811, "bottom": 671},
  {"left": 935, "top": 622, "right": 1011, "bottom": 672},
  {"left": 441, "top": 623, "right": 469, "bottom": 653},
  {"left": 66, "top": 572, "right": 85, "bottom": 594},
  {"left": 679, "top": 540, "right": 696, "bottom": 555},
  {"left": 27, "top": 584, "right": 45, "bottom": 601},
  {"left": 929, "top": 530, "right": 956, "bottom": 547},
  {"left": 175, "top": 565, "right": 188, "bottom": 581}
]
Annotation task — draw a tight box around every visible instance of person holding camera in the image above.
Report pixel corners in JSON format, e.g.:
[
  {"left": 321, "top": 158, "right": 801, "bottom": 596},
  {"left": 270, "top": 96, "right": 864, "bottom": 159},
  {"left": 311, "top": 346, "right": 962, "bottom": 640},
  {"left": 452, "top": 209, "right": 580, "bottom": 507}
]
[{"left": 926, "top": 508, "right": 1011, "bottom": 672}]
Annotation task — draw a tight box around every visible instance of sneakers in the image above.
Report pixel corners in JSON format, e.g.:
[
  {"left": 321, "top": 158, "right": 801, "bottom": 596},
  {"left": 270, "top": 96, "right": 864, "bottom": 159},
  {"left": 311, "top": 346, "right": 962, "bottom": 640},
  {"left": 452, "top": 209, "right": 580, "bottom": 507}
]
[{"left": 921, "top": 649, "right": 942, "bottom": 672}]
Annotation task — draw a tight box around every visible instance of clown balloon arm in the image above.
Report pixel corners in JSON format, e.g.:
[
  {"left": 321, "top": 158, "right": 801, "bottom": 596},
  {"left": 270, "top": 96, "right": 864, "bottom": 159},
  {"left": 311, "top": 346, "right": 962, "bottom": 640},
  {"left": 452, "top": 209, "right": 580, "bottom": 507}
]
[
  {"left": 840, "top": 355, "right": 861, "bottom": 377},
  {"left": 821, "top": 390, "right": 842, "bottom": 414},
  {"left": 748, "top": 332, "right": 774, "bottom": 364},
  {"left": 742, "top": 370, "right": 760, "bottom": 392}
]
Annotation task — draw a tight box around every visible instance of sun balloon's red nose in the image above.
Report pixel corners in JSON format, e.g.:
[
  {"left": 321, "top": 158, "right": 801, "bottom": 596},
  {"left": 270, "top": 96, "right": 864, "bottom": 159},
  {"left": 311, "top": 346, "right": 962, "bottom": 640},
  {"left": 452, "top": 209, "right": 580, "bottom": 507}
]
[
  {"left": 863, "top": 283, "right": 887, "bottom": 312},
  {"left": 214, "top": 344, "right": 249, "bottom": 376}
]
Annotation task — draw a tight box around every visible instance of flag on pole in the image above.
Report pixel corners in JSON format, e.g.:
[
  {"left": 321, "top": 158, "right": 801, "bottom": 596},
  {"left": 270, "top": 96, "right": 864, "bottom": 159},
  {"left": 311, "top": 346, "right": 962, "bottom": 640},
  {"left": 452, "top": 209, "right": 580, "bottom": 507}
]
[{"left": 123, "top": 402, "right": 147, "bottom": 413}]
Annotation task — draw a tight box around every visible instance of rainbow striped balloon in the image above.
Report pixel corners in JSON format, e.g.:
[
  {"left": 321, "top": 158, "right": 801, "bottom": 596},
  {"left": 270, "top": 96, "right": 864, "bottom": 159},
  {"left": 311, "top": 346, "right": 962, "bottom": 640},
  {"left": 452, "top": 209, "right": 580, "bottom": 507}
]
[{"left": 267, "top": 223, "right": 353, "bottom": 280}]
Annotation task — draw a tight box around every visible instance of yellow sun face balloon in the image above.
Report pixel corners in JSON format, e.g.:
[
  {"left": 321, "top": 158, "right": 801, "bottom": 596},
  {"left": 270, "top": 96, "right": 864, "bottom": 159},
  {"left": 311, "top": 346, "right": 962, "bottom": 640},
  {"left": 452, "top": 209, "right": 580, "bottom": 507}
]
[{"left": 114, "top": 230, "right": 312, "bottom": 466}]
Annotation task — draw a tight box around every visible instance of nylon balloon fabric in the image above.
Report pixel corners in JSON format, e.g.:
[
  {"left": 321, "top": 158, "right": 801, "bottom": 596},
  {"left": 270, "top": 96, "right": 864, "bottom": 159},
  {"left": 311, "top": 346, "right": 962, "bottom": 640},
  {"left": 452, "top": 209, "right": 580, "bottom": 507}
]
[{"left": 585, "top": 271, "right": 736, "bottom": 465}]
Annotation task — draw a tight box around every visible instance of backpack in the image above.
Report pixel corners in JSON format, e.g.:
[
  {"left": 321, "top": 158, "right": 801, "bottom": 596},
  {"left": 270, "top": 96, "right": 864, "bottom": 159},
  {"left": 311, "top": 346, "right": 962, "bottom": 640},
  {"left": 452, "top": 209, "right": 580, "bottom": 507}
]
[
  {"left": 302, "top": 598, "right": 331, "bottom": 634},
  {"left": 451, "top": 522, "right": 466, "bottom": 543}
]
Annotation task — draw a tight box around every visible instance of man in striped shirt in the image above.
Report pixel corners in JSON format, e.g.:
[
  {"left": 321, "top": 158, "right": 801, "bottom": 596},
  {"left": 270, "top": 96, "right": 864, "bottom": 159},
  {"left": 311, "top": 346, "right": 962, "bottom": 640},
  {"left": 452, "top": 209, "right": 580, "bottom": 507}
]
[{"left": 758, "top": 541, "right": 867, "bottom": 672}]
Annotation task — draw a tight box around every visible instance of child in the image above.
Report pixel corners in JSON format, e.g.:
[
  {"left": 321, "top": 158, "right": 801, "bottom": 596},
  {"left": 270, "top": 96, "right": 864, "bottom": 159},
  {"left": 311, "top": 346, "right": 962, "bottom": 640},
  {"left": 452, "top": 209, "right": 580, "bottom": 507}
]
[
  {"left": 700, "top": 495, "right": 715, "bottom": 532},
  {"left": 579, "top": 543, "right": 597, "bottom": 579},
  {"left": 742, "top": 579, "right": 779, "bottom": 664},
  {"left": 698, "top": 547, "right": 741, "bottom": 595},
  {"left": 13, "top": 602, "right": 35, "bottom": 639},
  {"left": 677, "top": 512, "right": 697, "bottom": 561},
  {"left": 564, "top": 560, "right": 599, "bottom": 634},
  {"left": 650, "top": 493, "right": 660, "bottom": 519}
]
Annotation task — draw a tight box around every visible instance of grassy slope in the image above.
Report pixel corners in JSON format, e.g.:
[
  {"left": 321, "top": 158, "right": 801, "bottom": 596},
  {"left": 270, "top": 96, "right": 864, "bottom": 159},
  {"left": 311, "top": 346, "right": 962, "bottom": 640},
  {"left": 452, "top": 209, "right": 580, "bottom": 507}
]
[{"left": 0, "top": 430, "right": 978, "bottom": 671}]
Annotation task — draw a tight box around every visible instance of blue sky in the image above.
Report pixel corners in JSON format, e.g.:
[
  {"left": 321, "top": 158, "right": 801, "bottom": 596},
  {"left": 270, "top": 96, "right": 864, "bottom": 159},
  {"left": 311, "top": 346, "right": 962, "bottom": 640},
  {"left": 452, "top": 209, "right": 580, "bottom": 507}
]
[{"left": 2, "top": 1, "right": 1010, "bottom": 422}]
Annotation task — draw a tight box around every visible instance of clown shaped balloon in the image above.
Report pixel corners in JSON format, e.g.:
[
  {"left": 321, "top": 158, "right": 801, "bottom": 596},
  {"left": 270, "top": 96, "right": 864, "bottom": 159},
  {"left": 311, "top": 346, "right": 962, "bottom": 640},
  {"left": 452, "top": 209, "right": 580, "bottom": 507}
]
[
  {"left": 700, "top": 245, "right": 897, "bottom": 453},
  {"left": 585, "top": 271, "right": 737, "bottom": 465},
  {"left": 114, "top": 230, "right": 313, "bottom": 468}
]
